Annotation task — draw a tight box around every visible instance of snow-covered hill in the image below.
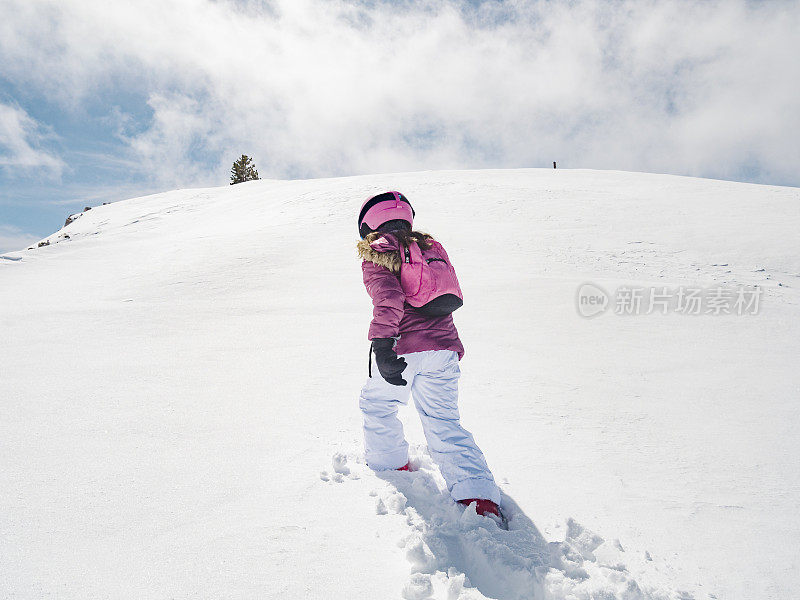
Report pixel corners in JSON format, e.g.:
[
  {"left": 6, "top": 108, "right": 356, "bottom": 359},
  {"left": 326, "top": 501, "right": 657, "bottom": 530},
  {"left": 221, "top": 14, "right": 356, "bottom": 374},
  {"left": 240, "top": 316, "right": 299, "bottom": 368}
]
[{"left": 1, "top": 169, "right": 798, "bottom": 600}]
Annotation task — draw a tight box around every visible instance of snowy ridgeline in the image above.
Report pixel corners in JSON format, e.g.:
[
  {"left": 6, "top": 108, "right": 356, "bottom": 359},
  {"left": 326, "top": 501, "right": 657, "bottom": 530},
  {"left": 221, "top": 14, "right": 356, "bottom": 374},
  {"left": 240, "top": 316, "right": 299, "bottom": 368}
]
[{"left": 1, "top": 169, "right": 799, "bottom": 600}]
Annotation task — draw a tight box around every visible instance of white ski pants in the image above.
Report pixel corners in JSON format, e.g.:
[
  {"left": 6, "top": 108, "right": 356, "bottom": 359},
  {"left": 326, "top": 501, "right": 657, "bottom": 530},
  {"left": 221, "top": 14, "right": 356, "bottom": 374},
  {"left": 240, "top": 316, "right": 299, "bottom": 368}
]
[{"left": 359, "top": 349, "right": 501, "bottom": 505}]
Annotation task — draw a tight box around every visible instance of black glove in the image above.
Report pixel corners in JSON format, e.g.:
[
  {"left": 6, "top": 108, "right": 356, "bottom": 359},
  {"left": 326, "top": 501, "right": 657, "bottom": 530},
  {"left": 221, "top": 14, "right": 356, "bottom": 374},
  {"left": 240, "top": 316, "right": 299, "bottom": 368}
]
[{"left": 371, "top": 338, "right": 407, "bottom": 386}]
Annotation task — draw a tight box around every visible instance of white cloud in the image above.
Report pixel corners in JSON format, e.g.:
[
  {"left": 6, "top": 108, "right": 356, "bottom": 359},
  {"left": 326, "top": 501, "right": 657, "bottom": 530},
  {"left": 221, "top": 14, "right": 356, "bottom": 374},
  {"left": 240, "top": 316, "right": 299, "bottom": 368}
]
[
  {"left": 0, "top": 0, "right": 798, "bottom": 187},
  {"left": 0, "top": 224, "right": 41, "bottom": 253},
  {"left": 0, "top": 103, "right": 65, "bottom": 177}
]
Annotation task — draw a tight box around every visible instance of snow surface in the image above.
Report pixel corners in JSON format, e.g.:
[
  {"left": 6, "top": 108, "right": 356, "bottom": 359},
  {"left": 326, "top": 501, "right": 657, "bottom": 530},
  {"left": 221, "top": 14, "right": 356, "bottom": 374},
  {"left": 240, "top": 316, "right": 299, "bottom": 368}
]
[{"left": 1, "top": 168, "right": 799, "bottom": 599}]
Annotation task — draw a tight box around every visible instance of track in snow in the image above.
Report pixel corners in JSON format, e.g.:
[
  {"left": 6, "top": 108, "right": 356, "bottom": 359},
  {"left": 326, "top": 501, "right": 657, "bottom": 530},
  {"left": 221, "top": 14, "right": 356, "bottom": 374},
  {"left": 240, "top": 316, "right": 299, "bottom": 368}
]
[{"left": 322, "top": 446, "right": 702, "bottom": 600}]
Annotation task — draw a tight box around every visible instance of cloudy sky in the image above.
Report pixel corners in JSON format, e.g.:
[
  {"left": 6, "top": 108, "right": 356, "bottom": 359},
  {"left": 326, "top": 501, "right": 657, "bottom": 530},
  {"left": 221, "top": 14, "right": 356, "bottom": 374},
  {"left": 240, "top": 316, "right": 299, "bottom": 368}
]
[{"left": 1, "top": 0, "right": 798, "bottom": 250}]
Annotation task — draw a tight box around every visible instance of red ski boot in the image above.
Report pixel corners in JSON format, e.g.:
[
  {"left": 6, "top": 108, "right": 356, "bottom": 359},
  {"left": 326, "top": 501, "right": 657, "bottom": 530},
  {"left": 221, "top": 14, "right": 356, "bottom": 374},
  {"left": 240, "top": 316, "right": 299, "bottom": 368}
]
[
  {"left": 458, "top": 498, "right": 500, "bottom": 518},
  {"left": 397, "top": 463, "right": 411, "bottom": 471}
]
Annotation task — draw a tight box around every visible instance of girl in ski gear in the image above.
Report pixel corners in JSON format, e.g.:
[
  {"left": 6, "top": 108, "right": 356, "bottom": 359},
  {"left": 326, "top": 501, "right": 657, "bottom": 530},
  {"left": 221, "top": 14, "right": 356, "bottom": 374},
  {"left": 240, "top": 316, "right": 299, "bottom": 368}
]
[{"left": 356, "top": 191, "right": 501, "bottom": 516}]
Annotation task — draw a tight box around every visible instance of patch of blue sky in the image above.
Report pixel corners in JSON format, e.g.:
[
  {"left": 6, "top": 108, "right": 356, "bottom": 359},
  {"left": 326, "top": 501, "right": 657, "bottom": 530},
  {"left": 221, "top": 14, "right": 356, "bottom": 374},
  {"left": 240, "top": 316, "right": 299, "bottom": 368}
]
[{"left": 0, "top": 78, "right": 161, "bottom": 237}]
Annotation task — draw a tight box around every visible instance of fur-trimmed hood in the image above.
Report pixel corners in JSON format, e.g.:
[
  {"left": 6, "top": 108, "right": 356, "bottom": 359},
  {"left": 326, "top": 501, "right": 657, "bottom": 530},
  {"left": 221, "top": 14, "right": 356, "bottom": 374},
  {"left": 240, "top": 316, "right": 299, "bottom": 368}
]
[{"left": 357, "top": 231, "right": 433, "bottom": 274}]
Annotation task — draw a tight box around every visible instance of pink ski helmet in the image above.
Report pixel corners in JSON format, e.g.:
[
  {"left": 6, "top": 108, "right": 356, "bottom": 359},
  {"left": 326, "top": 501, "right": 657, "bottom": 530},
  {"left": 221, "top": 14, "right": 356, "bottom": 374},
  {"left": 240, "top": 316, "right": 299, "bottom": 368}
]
[{"left": 358, "top": 191, "right": 414, "bottom": 238}]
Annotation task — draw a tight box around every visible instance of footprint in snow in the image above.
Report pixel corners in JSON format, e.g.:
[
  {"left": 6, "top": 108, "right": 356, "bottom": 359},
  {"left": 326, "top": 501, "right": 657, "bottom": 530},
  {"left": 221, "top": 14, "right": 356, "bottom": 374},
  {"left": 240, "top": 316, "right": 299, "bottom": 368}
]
[
  {"left": 331, "top": 452, "right": 350, "bottom": 475},
  {"left": 330, "top": 446, "right": 702, "bottom": 600},
  {"left": 320, "top": 453, "right": 361, "bottom": 484}
]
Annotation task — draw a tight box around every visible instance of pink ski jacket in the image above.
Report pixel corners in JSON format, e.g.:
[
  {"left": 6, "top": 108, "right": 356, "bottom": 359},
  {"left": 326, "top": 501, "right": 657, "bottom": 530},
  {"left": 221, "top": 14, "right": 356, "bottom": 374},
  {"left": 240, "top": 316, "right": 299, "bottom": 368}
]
[{"left": 357, "top": 232, "right": 465, "bottom": 359}]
